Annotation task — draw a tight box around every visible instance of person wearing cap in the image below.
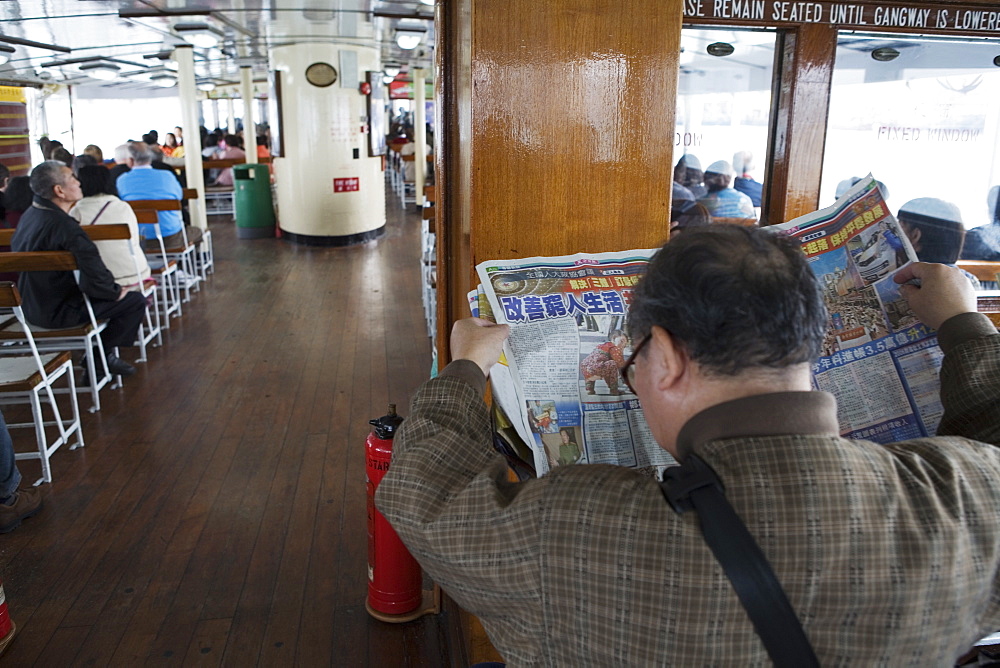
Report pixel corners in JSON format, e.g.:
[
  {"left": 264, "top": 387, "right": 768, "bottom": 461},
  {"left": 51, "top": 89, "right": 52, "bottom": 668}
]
[
  {"left": 697, "top": 160, "right": 756, "bottom": 221},
  {"left": 897, "top": 197, "right": 980, "bottom": 289},
  {"left": 732, "top": 150, "right": 762, "bottom": 207},
  {"left": 961, "top": 186, "right": 1000, "bottom": 262},
  {"left": 673, "top": 154, "right": 706, "bottom": 198}
]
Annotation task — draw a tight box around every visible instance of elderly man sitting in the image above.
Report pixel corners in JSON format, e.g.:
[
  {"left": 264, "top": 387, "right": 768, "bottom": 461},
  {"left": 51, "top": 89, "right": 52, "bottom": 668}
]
[
  {"left": 115, "top": 141, "right": 201, "bottom": 251},
  {"left": 11, "top": 161, "right": 147, "bottom": 377}
]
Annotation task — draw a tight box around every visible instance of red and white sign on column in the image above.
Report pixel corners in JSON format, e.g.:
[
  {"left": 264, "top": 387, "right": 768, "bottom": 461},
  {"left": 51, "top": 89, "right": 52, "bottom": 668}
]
[{"left": 333, "top": 177, "right": 360, "bottom": 193}]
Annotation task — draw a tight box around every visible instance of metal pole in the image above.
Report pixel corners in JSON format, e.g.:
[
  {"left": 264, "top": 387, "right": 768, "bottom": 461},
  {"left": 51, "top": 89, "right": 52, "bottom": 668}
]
[
  {"left": 173, "top": 45, "right": 207, "bottom": 231},
  {"left": 414, "top": 68, "right": 426, "bottom": 207},
  {"left": 227, "top": 99, "right": 236, "bottom": 134},
  {"left": 240, "top": 66, "right": 258, "bottom": 164}
]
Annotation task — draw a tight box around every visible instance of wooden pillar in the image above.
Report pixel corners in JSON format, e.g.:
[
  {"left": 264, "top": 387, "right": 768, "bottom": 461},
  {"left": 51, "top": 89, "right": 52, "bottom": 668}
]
[
  {"left": 437, "top": 0, "right": 682, "bottom": 362},
  {"left": 763, "top": 23, "right": 838, "bottom": 225}
]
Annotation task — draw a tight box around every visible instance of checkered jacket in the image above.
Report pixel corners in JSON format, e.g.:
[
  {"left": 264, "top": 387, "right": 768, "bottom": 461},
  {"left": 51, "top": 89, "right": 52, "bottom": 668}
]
[{"left": 377, "top": 313, "right": 1000, "bottom": 666}]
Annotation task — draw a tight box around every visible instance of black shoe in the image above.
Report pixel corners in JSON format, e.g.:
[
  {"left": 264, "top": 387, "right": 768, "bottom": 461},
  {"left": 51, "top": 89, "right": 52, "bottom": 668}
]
[
  {"left": 106, "top": 354, "right": 136, "bottom": 377},
  {"left": 0, "top": 487, "right": 43, "bottom": 534}
]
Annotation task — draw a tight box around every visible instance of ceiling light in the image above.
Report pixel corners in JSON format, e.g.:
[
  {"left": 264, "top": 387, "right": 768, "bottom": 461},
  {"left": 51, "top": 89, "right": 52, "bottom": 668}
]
[
  {"left": 383, "top": 64, "right": 400, "bottom": 77},
  {"left": 419, "top": 0, "right": 434, "bottom": 5},
  {"left": 871, "top": 47, "right": 900, "bottom": 62},
  {"left": 0, "top": 45, "right": 13, "bottom": 66},
  {"left": 395, "top": 28, "right": 425, "bottom": 50},
  {"left": 382, "top": 75, "right": 395, "bottom": 85},
  {"left": 80, "top": 62, "right": 121, "bottom": 81},
  {"left": 198, "top": 81, "right": 216, "bottom": 91},
  {"left": 706, "top": 42, "right": 735, "bottom": 57},
  {"left": 174, "top": 22, "right": 223, "bottom": 49},
  {"left": 151, "top": 74, "right": 177, "bottom": 88}
]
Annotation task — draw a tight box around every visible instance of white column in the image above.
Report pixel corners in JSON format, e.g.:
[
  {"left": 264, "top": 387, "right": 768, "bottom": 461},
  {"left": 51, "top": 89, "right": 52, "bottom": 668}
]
[
  {"left": 211, "top": 99, "right": 221, "bottom": 131},
  {"left": 227, "top": 99, "right": 236, "bottom": 134},
  {"left": 240, "top": 66, "right": 258, "bottom": 164},
  {"left": 414, "top": 68, "right": 427, "bottom": 207},
  {"left": 173, "top": 45, "right": 207, "bottom": 231}
]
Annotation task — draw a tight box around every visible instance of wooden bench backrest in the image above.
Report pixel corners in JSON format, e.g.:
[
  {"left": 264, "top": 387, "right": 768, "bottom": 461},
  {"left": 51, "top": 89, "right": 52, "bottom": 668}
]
[
  {"left": 0, "top": 225, "right": 131, "bottom": 246},
  {"left": 81, "top": 223, "right": 132, "bottom": 242},
  {"left": 957, "top": 260, "right": 1000, "bottom": 283},
  {"left": 182, "top": 188, "right": 198, "bottom": 200},
  {"left": 0, "top": 281, "right": 20, "bottom": 308},
  {"left": 126, "top": 199, "right": 182, "bottom": 212},
  {"left": 0, "top": 251, "right": 79, "bottom": 273},
  {"left": 133, "top": 210, "right": 159, "bottom": 225},
  {"left": 711, "top": 217, "right": 758, "bottom": 227}
]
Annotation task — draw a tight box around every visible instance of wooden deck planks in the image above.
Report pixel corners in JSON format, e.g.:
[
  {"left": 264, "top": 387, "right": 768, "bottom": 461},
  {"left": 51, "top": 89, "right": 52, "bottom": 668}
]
[{"left": 0, "top": 189, "right": 449, "bottom": 665}]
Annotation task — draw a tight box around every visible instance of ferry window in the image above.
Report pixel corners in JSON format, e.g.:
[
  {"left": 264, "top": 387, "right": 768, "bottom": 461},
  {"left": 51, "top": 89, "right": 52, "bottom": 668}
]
[
  {"left": 821, "top": 34, "right": 1000, "bottom": 229},
  {"left": 675, "top": 28, "right": 776, "bottom": 217}
]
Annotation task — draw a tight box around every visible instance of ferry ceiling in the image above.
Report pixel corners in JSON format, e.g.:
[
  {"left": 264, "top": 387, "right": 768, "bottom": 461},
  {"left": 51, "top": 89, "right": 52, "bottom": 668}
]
[{"left": 0, "top": 1, "right": 434, "bottom": 92}]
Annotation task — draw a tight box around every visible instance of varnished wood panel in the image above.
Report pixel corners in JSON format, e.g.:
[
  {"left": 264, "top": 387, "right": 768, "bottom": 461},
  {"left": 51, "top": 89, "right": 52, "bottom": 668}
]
[
  {"left": 764, "top": 23, "right": 838, "bottom": 225},
  {"left": 468, "top": 0, "right": 680, "bottom": 265}
]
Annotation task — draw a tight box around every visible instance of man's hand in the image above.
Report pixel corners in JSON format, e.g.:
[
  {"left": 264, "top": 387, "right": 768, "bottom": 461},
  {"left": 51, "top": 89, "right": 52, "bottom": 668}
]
[
  {"left": 894, "top": 262, "right": 976, "bottom": 330},
  {"left": 451, "top": 318, "right": 510, "bottom": 377},
  {"left": 117, "top": 286, "right": 129, "bottom": 301}
]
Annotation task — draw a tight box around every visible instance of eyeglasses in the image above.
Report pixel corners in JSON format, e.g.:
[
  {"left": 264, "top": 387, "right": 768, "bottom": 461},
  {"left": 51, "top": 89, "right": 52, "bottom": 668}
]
[{"left": 620, "top": 333, "right": 651, "bottom": 395}]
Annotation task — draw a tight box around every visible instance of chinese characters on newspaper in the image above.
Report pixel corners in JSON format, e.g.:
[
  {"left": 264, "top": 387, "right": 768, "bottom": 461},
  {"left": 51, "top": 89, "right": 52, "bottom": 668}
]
[
  {"left": 475, "top": 251, "right": 674, "bottom": 475},
  {"left": 773, "top": 174, "right": 945, "bottom": 441},
  {"left": 474, "top": 174, "right": 944, "bottom": 476}
]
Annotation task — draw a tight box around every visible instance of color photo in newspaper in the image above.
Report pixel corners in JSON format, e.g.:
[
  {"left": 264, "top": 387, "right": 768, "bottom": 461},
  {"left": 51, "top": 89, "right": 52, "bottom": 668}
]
[
  {"left": 476, "top": 250, "right": 675, "bottom": 475},
  {"left": 773, "top": 175, "right": 944, "bottom": 443}
]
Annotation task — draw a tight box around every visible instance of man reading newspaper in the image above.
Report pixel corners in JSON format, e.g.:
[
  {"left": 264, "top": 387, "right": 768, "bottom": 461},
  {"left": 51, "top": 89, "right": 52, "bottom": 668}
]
[{"left": 377, "top": 225, "right": 1000, "bottom": 665}]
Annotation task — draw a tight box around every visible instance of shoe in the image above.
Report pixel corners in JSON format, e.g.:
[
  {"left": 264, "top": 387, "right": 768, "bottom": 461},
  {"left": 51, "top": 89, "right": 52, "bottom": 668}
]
[
  {"left": 106, "top": 354, "right": 136, "bottom": 377},
  {"left": 0, "top": 487, "right": 43, "bottom": 534}
]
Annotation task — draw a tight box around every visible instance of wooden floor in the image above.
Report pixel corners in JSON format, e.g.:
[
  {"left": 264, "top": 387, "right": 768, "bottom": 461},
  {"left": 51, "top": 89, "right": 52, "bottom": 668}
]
[{"left": 0, "top": 189, "right": 457, "bottom": 666}]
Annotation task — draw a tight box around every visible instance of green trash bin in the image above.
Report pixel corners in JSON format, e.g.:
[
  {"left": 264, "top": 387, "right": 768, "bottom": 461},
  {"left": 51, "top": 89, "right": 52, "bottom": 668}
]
[{"left": 233, "top": 163, "right": 275, "bottom": 239}]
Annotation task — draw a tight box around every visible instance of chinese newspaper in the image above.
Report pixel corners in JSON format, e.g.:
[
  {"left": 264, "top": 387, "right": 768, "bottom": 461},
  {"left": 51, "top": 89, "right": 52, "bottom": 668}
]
[
  {"left": 773, "top": 175, "right": 945, "bottom": 442},
  {"left": 475, "top": 250, "right": 674, "bottom": 475}
]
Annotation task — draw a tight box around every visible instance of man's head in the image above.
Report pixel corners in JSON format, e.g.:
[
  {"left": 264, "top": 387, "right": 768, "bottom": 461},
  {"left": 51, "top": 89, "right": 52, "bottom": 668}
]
[
  {"left": 629, "top": 225, "right": 826, "bottom": 376},
  {"left": 127, "top": 141, "right": 154, "bottom": 166},
  {"left": 704, "top": 160, "right": 734, "bottom": 193},
  {"left": 897, "top": 198, "right": 964, "bottom": 264},
  {"left": 732, "top": 151, "right": 754, "bottom": 176},
  {"left": 29, "top": 160, "right": 82, "bottom": 210},
  {"left": 626, "top": 226, "right": 826, "bottom": 451},
  {"left": 0, "top": 163, "right": 9, "bottom": 191},
  {"left": 113, "top": 143, "right": 131, "bottom": 164}
]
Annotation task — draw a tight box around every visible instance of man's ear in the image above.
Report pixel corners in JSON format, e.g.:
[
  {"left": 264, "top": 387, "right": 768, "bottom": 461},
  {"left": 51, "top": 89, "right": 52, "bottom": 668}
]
[{"left": 646, "top": 325, "right": 688, "bottom": 392}]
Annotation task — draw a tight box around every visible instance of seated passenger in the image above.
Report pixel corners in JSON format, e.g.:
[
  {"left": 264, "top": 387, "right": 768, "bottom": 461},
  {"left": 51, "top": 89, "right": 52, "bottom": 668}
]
[
  {"left": 732, "top": 150, "right": 762, "bottom": 207},
  {"left": 673, "top": 154, "right": 706, "bottom": 198},
  {"left": 0, "top": 409, "right": 43, "bottom": 533},
  {"left": 697, "top": 160, "right": 756, "bottom": 221},
  {"left": 11, "top": 161, "right": 147, "bottom": 377},
  {"left": 212, "top": 134, "right": 246, "bottom": 187},
  {"left": 961, "top": 186, "right": 1000, "bottom": 262},
  {"left": 109, "top": 143, "right": 131, "bottom": 183},
  {"left": 378, "top": 225, "right": 1000, "bottom": 665},
  {"left": 71, "top": 165, "right": 151, "bottom": 290},
  {"left": 897, "top": 197, "right": 979, "bottom": 289},
  {"left": 116, "top": 142, "right": 200, "bottom": 251},
  {"left": 1, "top": 176, "right": 30, "bottom": 229}
]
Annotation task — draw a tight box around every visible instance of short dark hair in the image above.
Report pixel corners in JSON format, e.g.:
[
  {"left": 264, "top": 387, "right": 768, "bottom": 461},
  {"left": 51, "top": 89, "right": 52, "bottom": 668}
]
[
  {"left": 77, "top": 164, "right": 116, "bottom": 198},
  {"left": 627, "top": 225, "right": 828, "bottom": 376},
  {"left": 3, "top": 176, "right": 33, "bottom": 212},
  {"left": 72, "top": 153, "right": 98, "bottom": 174},
  {"left": 29, "top": 160, "right": 70, "bottom": 199},
  {"left": 0, "top": 163, "right": 9, "bottom": 186}
]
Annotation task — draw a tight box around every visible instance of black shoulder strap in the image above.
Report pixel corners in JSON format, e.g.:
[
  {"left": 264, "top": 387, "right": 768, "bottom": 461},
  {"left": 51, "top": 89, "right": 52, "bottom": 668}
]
[{"left": 660, "top": 455, "right": 819, "bottom": 668}]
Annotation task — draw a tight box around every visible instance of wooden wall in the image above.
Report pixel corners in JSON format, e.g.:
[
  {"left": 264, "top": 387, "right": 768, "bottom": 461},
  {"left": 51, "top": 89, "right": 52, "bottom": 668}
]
[{"left": 438, "top": 0, "right": 683, "bottom": 361}]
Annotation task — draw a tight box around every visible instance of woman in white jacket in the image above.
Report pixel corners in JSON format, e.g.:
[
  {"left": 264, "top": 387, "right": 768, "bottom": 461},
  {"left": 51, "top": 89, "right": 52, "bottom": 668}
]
[{"left": 70, "top": 165, "right": 151, "bottom": 290}]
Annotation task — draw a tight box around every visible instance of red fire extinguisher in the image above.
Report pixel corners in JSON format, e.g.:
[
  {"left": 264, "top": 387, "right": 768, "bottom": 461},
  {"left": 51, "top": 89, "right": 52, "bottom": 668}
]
[
  {"left": 366, "top": 404, "right": 422, "bottom": 618},
  {"left": 0, "top": 578, "right": 16, "bottom": 655}
]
